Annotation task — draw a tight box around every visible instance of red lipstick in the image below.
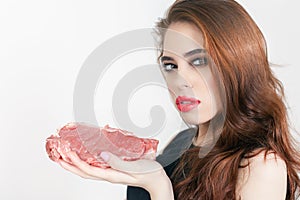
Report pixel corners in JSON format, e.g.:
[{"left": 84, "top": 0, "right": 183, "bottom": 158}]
[{"left": 175, "top": 96, "right": 201, "bottom": 112}]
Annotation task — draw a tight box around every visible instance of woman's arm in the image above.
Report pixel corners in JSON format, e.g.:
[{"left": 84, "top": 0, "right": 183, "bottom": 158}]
[
  {"left": 147, "top": 177, "right": 174, "bottom": 200},
  {"left": 59, "top": 151, "right": 174, "bottom": 200},
  {"left": 236, "top": 151, "right": 287, "bottom": 200}
]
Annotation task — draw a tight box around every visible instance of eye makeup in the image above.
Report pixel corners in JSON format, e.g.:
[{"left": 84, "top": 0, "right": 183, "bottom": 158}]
[{"left": 159, "top": 48, "right": 207, "bottom": 72}]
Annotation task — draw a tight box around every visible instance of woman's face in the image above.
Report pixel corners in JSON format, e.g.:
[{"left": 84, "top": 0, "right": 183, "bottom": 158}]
[{"left": 160, "top": 22, "right": 222, "bottom": 126}]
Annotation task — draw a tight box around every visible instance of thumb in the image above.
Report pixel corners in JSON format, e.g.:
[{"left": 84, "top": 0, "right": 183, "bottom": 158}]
[{"left": 99, "top": 151, "right": 162, "bottom": 174}]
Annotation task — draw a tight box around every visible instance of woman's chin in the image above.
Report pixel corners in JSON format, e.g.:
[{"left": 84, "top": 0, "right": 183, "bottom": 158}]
[{"left": 178, "top": 110, "right": 216, "bottom": 126}]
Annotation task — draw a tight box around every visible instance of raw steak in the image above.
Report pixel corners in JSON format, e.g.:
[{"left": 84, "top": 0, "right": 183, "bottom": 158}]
[{"left": 45, "top": 122, "right": 159, "bottom": 168}]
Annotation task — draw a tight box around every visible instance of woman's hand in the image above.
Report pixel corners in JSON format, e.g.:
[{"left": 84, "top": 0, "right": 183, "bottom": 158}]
[{"left": 58, "top": 151, "right": 174, "bottom": 199}]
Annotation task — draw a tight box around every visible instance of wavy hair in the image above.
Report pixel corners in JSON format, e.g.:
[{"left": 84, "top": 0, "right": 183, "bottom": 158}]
[{"left": 155, "top": 0, "right": 300, "bottom": 199}]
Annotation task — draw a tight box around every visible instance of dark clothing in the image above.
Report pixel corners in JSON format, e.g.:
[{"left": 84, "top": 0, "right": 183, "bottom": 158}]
[{"left": 126, "top": 128, "right": 197, "bottom": 200}]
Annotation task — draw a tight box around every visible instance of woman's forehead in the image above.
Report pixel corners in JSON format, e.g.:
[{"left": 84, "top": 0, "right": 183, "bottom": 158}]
[{"left": 162, "top": 22, "right": 204, "bottom": 56}]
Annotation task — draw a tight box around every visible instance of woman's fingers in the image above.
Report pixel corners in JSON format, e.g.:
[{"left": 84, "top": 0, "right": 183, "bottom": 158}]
[
  {"left": 97, "top": 152, "right": 168, "bottom": 190},
  {"left": 99, "top": 152, "right": 163, "bottom": 174},
  {"left": 58, "top": 159, "right": 97, "bottom": 180},
  {"left": 66, "top": 151, "right": 107, "bottom": 178},
  {"left": 62, "top": 151, "right": 165, "bottom": 187},
  {"left": 66, "top": 151, "right": 134, "bottom": 184}
]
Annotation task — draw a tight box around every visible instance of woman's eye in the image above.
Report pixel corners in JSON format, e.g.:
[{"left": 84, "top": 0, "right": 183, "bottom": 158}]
[
  {"left": 162, "top": 63, "right": 177, "bottom": 71},
  {"left": 191, "top": 57, "right": 208, "bottom": 66}
]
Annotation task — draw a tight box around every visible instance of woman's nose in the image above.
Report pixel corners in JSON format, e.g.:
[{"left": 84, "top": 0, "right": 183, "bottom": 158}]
[{"left": 176, "top": 68, "right": 193, "bottom": 89}]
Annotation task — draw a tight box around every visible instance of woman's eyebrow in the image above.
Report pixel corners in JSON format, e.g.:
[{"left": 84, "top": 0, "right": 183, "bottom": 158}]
[
  {"left": 160, "top": 48, "right": 205, "bottom": 62},
  {"left": 160, "top": 56, "right": 174, "bottom": 62},
  {"left": 184, "top": 48, "right": 205, "bottom": 57}
]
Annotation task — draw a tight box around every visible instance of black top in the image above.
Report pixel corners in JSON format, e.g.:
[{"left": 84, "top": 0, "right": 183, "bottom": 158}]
[{"left": 126, "top": 128, "right": 197, "bottom": 200}]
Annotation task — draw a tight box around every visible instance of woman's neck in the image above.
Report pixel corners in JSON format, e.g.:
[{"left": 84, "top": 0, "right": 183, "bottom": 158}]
[{"left": 193, "top": 122, "right": 209, "bottom": 147}]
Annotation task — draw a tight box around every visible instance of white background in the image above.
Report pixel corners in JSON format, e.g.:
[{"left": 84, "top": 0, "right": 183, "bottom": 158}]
[{"left": 1, "top": 0, "right": 299, "bottom": 199}]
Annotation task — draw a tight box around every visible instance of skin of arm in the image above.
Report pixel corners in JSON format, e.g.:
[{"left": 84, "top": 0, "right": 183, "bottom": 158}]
[
  {"left": 59, "top": 151, "right": 174, "bottom": 200},
  {"left": 236, "top": 151, "right": 287, "bottom": 200},
  {"left": 147, "top": 177, "right": 174, "bottom": 200}
]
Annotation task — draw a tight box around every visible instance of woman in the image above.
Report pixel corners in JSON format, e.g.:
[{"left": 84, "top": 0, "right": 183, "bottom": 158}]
[{"left": 59, "top": 0, "right": 300, "bottom": 199}]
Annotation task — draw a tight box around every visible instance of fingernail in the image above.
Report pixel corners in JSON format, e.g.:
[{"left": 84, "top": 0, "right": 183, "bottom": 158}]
[{"left": 100, "top": 152, "right": 110, "bottom": 162}]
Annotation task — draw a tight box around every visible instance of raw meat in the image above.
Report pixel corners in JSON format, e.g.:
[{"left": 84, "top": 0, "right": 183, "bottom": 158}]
[{"left": 45, "top": 122, "right": 159, "bottom": 168}]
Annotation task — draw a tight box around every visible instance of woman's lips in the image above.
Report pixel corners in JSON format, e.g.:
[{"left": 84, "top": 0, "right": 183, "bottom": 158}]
[{"left": 175, "top": 96, "right": 201, "bottom": 112}]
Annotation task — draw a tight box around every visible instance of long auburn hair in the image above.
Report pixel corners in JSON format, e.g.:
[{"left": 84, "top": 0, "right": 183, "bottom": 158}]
[{"left": 155, "top": 0, "right": 300, "bottom": 199}]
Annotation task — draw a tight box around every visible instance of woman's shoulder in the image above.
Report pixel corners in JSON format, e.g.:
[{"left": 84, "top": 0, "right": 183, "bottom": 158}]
[
  {"left": 236, "top": 149, "right": 287, "bottom": 200},
  {"left": 240, "top": 149, "right": 287, "bottom": 169}
]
